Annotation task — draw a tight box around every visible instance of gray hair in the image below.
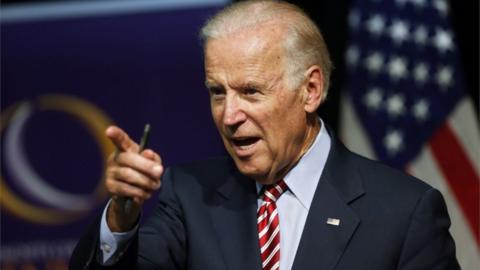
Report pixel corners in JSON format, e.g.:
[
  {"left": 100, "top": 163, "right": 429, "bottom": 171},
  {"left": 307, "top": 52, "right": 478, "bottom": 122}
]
[{"left": 200, "top": 0, "right": 333, "bottom": 102}]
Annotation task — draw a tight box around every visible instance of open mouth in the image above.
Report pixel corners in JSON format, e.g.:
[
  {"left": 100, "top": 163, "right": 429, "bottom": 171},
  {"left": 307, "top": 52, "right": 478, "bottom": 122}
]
[{"left": 231, "top": 137, "right": 260, "bottom": 151}]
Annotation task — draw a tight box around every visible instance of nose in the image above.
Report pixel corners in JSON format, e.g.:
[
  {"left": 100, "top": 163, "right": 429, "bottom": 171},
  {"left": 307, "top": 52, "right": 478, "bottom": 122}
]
[{"left": 223, "top": 93, "right": 247, "bottom": 126}]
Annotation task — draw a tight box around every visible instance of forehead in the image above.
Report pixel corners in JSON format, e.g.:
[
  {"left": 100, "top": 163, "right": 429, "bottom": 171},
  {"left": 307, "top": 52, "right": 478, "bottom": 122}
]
[
  {"left": 204, "top": 23, "right": 287, "bottom": 85},
  {"left": 207, "top": 21, "right": 287, "bottom": 54}
]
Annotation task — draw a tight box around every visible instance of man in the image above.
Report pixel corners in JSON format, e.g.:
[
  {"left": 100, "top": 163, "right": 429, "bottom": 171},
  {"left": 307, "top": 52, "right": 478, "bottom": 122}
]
[{"left": 70, "top": 1, "right": 459, "bottom": 269}]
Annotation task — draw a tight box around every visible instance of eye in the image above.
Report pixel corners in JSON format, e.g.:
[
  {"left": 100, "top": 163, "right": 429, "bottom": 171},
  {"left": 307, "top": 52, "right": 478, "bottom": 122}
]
[
  {"left": 243, "top": 87, "right": 259, "bottom": 95},
  {"left": 208, "top": 86, "right": 225, "bottom": 96}
]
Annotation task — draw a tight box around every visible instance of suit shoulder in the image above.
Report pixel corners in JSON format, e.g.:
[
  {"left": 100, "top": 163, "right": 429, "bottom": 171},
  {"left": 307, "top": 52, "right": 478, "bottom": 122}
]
[
  {"left": 336, "top": 149, "right": 445, "bottom": 228},
  {"left": 348, "top": 151, "right": 432, "bottom": 195}
]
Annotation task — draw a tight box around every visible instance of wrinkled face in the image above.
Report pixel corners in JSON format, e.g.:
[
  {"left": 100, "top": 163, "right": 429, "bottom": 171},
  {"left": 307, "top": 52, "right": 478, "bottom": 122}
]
[{"left": 204, "top": 26, "right": 311, "bottom": 184}]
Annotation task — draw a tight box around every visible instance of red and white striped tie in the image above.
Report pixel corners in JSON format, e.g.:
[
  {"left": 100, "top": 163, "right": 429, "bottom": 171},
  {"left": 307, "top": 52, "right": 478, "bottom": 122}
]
[{"left": 257, "top": 180, "right": 287, "bottom": 270}]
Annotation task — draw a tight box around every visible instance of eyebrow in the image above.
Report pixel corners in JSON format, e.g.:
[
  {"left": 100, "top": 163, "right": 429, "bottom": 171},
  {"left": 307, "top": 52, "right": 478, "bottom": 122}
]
[
  {"left": 204, "top": 80, "right": 266, "bottom": 91},
  {"left": 240, "top": 81, "right": 262, "bottom": 90},
  {"left": 204, "top": 80, "right": 216, "bottom": 89}
]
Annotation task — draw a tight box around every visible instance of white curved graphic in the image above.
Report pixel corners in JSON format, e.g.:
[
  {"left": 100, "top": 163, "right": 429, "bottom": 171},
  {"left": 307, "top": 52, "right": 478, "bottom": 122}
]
[{"left": 4, "top": 102, "right": 94, "bottom": 211}]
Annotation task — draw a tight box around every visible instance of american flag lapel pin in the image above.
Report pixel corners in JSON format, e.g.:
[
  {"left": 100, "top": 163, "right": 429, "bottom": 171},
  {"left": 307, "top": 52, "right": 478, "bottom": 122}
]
[{"left": 327, "top": 218, "right": 341, "bottom": 226}]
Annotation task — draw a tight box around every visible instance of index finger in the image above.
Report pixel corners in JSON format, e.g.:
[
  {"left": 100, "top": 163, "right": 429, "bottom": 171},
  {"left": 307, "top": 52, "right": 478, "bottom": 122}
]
[{"left": 106, "top": 125, "right": 139, "bottom": 153}]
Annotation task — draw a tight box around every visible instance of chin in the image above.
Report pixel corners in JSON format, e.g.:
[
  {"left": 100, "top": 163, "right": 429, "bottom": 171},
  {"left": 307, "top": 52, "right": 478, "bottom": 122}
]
[{"left": 232, "top": 156, "right": 268, "bottom": 180}]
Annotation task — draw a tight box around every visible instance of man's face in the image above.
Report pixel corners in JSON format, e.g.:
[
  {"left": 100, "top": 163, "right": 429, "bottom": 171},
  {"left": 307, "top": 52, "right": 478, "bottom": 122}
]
[{"left": 204, "top": 25, "right": 311, "bottom": 184}]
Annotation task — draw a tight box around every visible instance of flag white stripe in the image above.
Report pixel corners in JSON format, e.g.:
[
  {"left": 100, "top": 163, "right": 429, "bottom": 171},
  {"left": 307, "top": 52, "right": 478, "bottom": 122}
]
[
  {"left": 339, "top": 93, "right": 377, "bottom": 160},
  {"left": 447, "top": 98, "right": 480, "bottom": 176}
]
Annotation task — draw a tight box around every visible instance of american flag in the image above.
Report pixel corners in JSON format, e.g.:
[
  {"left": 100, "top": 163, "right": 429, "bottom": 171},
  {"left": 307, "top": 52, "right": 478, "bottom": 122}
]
[{"left": 339, "top": 0, "right": 479, "bottom": 269}]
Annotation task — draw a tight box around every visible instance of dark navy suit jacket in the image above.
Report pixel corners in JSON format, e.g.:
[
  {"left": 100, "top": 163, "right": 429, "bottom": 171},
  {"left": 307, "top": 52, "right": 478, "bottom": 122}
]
[{"left": 70, "top": 137, "right": 459, "bottom": 270}]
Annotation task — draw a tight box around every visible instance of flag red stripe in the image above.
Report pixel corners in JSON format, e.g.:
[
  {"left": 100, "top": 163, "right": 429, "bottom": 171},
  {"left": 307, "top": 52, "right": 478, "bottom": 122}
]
[{"left": 429, "top": 123, "right": 480, "bottom": 245}]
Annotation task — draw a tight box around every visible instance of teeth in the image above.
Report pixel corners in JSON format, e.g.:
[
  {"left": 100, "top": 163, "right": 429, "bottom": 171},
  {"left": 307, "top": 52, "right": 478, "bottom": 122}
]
[{"left": 239, "top": 144, "right": 254, "bottom": 150}]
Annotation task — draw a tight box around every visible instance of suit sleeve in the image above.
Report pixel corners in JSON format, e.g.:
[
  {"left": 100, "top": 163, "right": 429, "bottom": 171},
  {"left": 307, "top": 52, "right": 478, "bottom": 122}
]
[
  {"left": 397, "top": 188, "right": 460, "bottom": 270},
  {"left": 136, "top": 167, "right": 187, "bottom": 269},
  {"left": 69, "top": 168, "right": 187, "bottom": 270}
]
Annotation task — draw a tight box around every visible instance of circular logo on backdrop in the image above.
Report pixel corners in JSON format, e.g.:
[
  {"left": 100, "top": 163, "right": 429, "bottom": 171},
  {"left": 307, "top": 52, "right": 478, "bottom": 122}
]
[{"left": 0, "top": 94, "right": 115, "bottom": 225}]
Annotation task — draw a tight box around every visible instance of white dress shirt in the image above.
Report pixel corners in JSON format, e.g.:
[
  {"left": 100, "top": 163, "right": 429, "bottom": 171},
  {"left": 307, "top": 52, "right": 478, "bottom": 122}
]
[
  {"left": 99, "top": 199, "right": 138, "bottom": 265},
  {"left": 256, "top": 120, "right": 331, "bottom": 270},
  {"left": 100, "top": 119, "right": 331, "bottom": 268}
]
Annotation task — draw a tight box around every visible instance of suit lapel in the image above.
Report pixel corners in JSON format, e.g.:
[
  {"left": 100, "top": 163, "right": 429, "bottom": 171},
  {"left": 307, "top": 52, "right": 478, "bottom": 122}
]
[
  {"left": 209, "top": 170, "right": 262, "bottom": 270},
  {"left": 292, "top": 139, "right": 365, "bottom": 270}
]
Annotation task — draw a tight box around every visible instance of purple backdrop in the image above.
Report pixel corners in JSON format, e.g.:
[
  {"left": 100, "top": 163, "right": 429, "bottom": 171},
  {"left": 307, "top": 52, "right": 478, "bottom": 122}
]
[{"left": 1, "top": 2, "right": 226, "bottom": 269}]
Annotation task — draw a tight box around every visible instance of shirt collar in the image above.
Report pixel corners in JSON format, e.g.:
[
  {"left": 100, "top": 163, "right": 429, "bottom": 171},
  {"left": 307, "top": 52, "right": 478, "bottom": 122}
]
[
  {"left": 284, "top": 118, "right": 331, "bottom": 210},
  {"left": 256, "top": 119, "right": 331, "bottom": 210}
]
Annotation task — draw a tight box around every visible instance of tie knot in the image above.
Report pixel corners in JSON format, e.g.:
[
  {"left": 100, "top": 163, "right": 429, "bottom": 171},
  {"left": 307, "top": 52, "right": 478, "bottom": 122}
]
[{"left": 262, "top": 180, "right": 287, "bottom": 203}]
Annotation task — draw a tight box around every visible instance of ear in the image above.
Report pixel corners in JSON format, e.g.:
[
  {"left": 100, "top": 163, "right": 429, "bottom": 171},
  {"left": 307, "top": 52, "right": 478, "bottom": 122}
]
[{"left": 302, "top": 65, "right": 324, "bottom": 113}]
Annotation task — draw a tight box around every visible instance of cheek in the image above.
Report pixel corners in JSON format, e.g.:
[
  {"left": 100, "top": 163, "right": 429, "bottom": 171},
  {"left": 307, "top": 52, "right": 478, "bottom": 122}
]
[
  {"left": 262, "top": 99, "right": 304, "bottom": 146},
  {"left": 255, "top": 114, "right": 283, "bottom": 153}
]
